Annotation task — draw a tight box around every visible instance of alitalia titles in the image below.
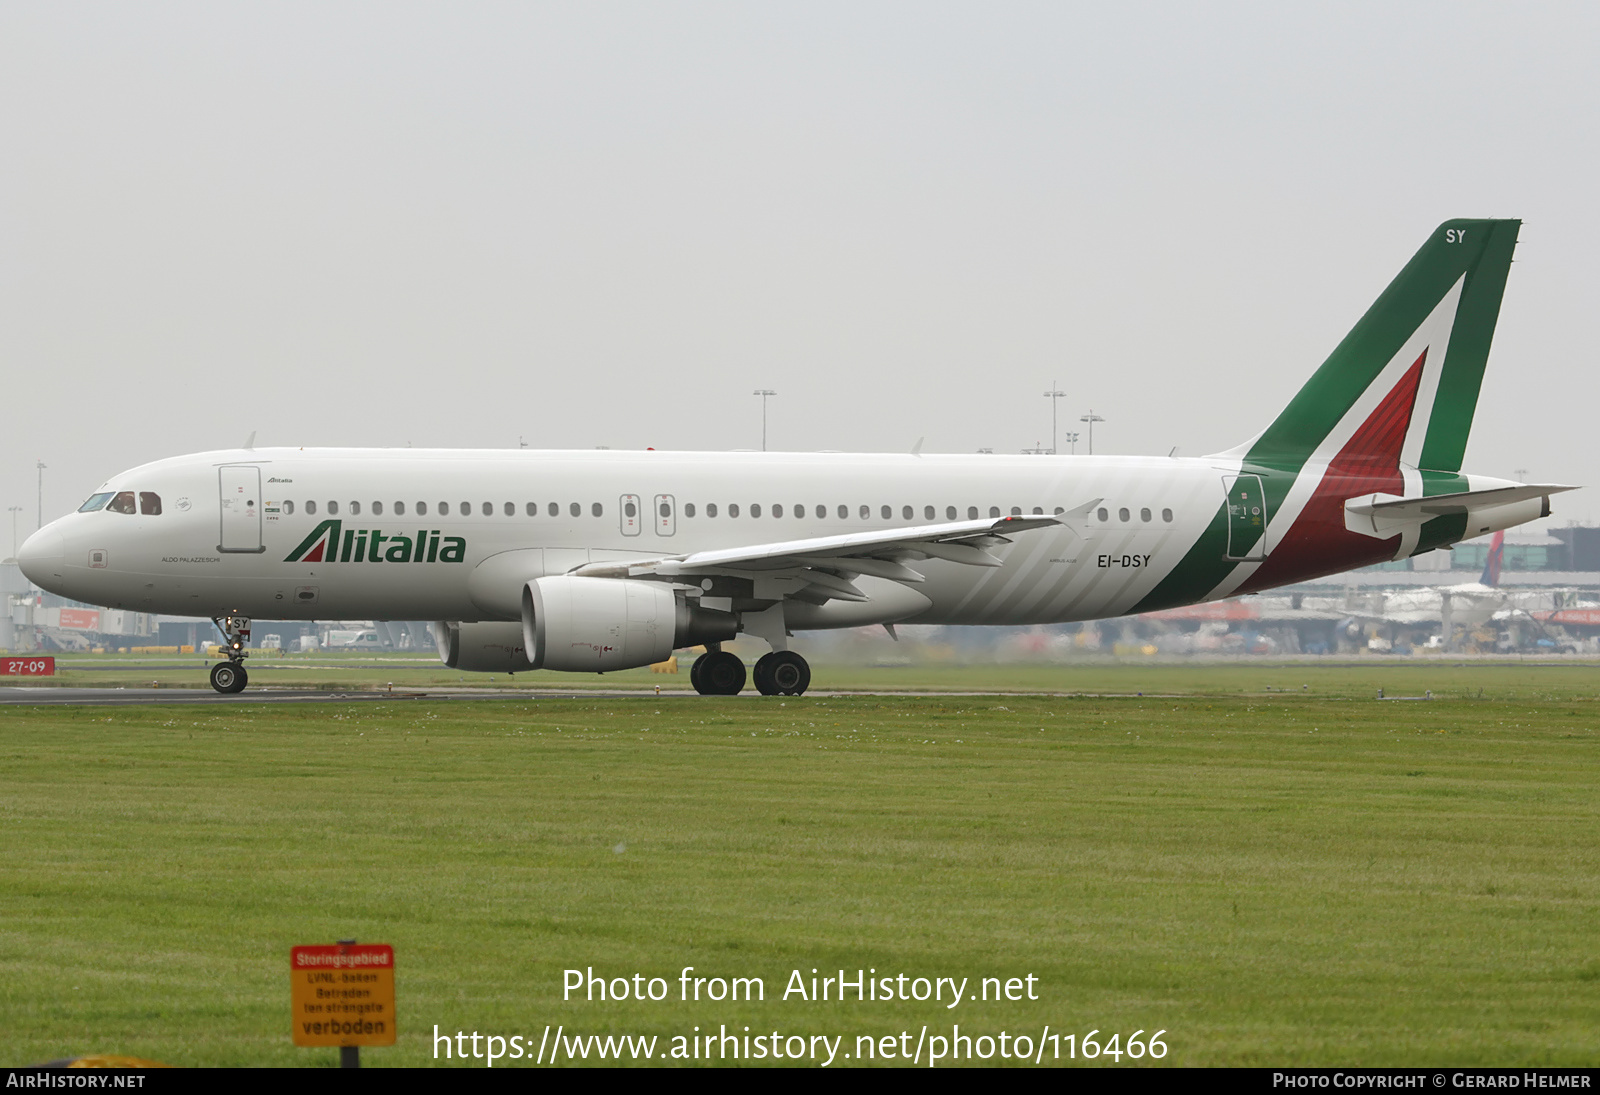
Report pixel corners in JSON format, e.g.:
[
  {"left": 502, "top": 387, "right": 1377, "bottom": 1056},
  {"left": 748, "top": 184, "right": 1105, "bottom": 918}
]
[{"left": 285, "top": 519, "right": 466, "bottom": 564}]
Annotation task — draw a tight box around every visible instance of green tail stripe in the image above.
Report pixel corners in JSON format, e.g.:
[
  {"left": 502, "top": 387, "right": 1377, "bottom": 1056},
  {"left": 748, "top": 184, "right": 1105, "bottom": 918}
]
[{"left": 1247, "top": 219, "right": 1519, "bottom": 473}]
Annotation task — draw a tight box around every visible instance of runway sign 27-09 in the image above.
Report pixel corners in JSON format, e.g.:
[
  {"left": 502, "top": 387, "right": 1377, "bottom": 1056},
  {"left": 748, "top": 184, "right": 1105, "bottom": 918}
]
[
  {"left": 290, "top": 944, "right": 397, "bottom": 1046},
  {"left": 1, "top": 657, "right": 54, "bottom": 676}
]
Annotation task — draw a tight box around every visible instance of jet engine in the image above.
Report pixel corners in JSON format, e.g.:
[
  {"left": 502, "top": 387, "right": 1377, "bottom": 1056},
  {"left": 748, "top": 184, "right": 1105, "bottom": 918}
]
[
  {"left": 432, "top": 620, "right": 533, "bottom": 673},
  {"left": 522, "top": 576, "right": 738, "bottom": 672}
]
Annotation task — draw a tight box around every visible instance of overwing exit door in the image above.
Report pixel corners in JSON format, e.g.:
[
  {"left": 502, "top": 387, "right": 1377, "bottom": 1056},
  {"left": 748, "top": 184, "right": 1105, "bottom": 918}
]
[
  {"left": 219, "top": 466, "right": 265, "bottom": 553},
  {"left": 654, "top": 494, "right": 676, "bottom": 536},
  {"left": 620, "top": 494, "right": 642, "bottom": 536},
  {"left": 1223, "top": 474, "right": 1268, "bottom": 561}
]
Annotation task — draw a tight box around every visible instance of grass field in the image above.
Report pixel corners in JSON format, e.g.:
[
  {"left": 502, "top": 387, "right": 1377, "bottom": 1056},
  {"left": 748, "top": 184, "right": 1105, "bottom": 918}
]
[{"left": 2, "top": 664, "right": 1598, "bottom": 1067}]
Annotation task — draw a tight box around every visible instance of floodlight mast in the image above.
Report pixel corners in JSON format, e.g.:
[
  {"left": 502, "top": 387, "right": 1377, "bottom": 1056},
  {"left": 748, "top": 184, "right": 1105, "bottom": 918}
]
[
  {"left": 7, "top": 506, "right": 21, "bottom": 560},
  {"left": 36, "top": 461, "right": 46, "bottom": 530},
  {"left": 1079, "top": 412, "right": 1105, "bottom": 455},
  {"left": 1043, "top": 383, "right": 1065, "bottom": 454},
  {"left": 753, "top": 390, "right": 776, "bottom": 451}
]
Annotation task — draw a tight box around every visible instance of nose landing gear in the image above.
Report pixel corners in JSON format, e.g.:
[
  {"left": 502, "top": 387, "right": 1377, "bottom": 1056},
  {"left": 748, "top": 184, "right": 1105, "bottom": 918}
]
[
  {"left": 209, "top": 661, "right": 248, "bottom": 694},
  {"left": 209, "top": 615, "right": 252, "bottom": 694}
]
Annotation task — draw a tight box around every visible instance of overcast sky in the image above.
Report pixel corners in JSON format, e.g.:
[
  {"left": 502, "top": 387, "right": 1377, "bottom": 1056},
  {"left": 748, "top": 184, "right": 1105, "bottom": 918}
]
[{"left": 3, "top": 1, "right": 1597, "bottom": 549}]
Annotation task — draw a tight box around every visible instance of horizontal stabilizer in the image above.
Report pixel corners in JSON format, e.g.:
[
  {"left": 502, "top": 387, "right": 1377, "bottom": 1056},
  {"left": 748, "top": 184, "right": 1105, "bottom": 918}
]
[{"left": 1346, "top": 484, "right": 1576, "bottom": 521}]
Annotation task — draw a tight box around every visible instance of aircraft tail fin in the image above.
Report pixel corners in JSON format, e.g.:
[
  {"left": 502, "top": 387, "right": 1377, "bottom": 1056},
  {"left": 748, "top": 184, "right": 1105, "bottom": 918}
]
[
  {"left": 1479, "top": 529, "right": 1505, "bottom": 588},
  {"left": 1232, "top": 219, "right": 1520, "bottom": 476}
]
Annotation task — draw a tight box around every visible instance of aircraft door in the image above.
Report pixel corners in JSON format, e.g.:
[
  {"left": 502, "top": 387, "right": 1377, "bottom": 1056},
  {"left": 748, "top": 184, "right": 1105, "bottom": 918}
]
[
  {"left": 654, "top": 494, "right": 676, "bottom": 536},
  {"left": 219, "top": 466, "right": 265, "bottom": 553},
  {"left": 620, "top": 494, "right": 642, "bottom": 536},
  {"left": 1223, "top": 474, "right": 1268, "bottom": 561}
]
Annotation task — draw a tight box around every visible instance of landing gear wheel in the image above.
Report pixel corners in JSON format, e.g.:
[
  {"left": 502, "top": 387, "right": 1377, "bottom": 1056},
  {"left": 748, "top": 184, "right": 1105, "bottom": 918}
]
[
  {"left": 692, "top": 651, "right": 746, "bottom": 695},
  {"left": 753, "top": 651, "right": 810, "bottom": 696},
  {"left": 210, "top": 662, "right": 248, "bottom": 694}
]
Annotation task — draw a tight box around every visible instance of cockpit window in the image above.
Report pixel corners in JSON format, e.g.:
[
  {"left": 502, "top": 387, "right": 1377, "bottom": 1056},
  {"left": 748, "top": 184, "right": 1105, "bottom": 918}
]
[
  {"left": 139, "top": 492, "right": 162, "bottom": 515},
  {"left": 78, "top": 492, "right": 114, "bottom": 513},
  {"left": 107, "top": 491, "right": 137, "bottom": 514}
]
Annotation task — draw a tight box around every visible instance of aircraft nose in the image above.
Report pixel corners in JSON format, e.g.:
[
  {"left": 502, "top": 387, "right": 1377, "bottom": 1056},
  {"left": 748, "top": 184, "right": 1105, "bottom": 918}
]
[{"left": 16, "top": 526, "right": 65, "bottom": 588}]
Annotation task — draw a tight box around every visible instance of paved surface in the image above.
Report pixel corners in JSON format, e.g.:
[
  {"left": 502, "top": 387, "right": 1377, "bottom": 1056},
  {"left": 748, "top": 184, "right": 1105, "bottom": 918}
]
[
  {"left": 0, "top": 686, "right": 703, "bottom": 706},
  {"left": 0, "top": 686, "right": 1106, "bottom": 706}
]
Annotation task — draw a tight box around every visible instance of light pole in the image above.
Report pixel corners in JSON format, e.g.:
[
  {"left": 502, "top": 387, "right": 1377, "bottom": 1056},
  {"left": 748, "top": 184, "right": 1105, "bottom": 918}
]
[
  {"left": 1062, "top": 431, "right": 1080, "bottom": 456},
  {"left": 1043, "top": 383, "right": 1065, "bottom": 454},
  {"left": 753, "top": 390, "right": 776, "bottom": 451},
  {"left": 1079, "top": 412, "right": 1105, "bottom": 455},
  {"left": 36, "top": 461, "right": 46, "bottom": 529},
  {"left": 7, "top": 506, "right": 20, "bottom": 559}
]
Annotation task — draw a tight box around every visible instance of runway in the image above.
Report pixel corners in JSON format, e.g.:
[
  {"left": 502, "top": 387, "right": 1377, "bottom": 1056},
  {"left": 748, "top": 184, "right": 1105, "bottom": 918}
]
[
  {"left": 0, "top": 685, "right": 1075, "bottom": 706},
  {"left": 0, "top": 686, "right": 686, "bottom": 706}
]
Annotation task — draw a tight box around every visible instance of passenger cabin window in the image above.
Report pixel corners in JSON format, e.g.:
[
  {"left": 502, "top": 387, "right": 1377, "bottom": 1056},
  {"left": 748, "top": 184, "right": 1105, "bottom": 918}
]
[
  {"left": 968, "top": 506, "right": 978, "bottom": 519},
  {"left": 307, "top": 501, "right": 318, "bottom": 515},
  {"left": 1119, "top": 508, "right": 1130, "bottom": 522},
  {"left": 328, "top": 501, "right": 340, "bottom": 516},
  {"left": 685, "top": 503, "right": 696, "bottom": 518},
  {"left": 816, "top": 505, "right": 826, "bottom": 519},
  {"left": 924, "top": 506, "right": 935, "bottom": 520},
  {"left": 1032, "top": 507, "right": 1043, "bottom": 515},
  {"left": 78, "top": 492, "right": 114, "bottom": 513},
  {"left": 838, "top": 505, "right": 848, "bottom": 519},
  {"left": 989, "top": 506, "right": 1000, "bottom": 518},
  {"left": 548, "top": 502, "right": 559, "bottom": 517},
  {"left": 372, "top": 501, "right": 383, "bottom": 516},
  {"left": 282, "top": 500, "right": 295, "bottom": 515},
  {"left": 902, "top": 506, "right": 913, "bottom": 520},
  {"left": 707, "top": 503, "right": 718, "bottom": 517},
  {"left": 1097, "top": 507, "right": 1109, "bottom": 522},
  {"left": 1054, "top": 507, "right": 1064, "bottom": 516},
  {"left": 504, "top": 502, "right": 515, "bottom": 517},
  {"left": 569, "top": 502, "right": 580, "bottom": 517},
  {"left": 881, "top": 505, "right": 891, "bottom": 519},
  {"left": 395, "top": 502, "right": 406, "bottom": 516},
  {"left": 416, "top": 501, "right": 427, "bottom": 516},
  {"left": 947, "top": 506, "right": 957, "bottom": 520},
  {"left": 751, "top": 504, "right": 761, "bottom": 518},
  {"left": 1162, "top": 508, "right": 1174, "bottom": 522},
  {"left": 482, "top": 502, "right": 493, "bottom": 517},
  {"left": 460, "top": 502, "right": 471, "bottom": 517},
  {"left": 772, "top": 504, "right": 784, "bottom": 518},
  {"left": 858, "top": 505, "right": 869, "bottom": 519},
  {"left": 525, "top": 503, "right": 536, "bottom": 516},
  {"left": 1010, "top": 507, "right": 1021, "bottom": 516},
  {"left": 140, "top": 493, "right": 162, "bottom": 515},
  {"left": 728, "top": 504, "right": 739, "bottom": 517},
  {"left": 592, "top": 502, "right": 603, "bottom": 517},
  {"left": 350, "top": 501, "right": 361, "bottom": 516},
  {"left": 107, "top": 491, "right": 136, "bottom": 514},
  {"left": 624, "top": 500, "right": 637, "bottom": 518},
  {"left": 1140, "top": 508, "right": 1151, "bottom": 522}
]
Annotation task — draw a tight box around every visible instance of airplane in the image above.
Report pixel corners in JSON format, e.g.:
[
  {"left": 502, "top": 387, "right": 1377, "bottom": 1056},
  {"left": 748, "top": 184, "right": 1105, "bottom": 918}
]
[
  {"left": 1378, "top": 529, "right": 1508, "bottom": 628},
  {"left": 16, "top": 218, "right": 1577, "bottom": 695}
]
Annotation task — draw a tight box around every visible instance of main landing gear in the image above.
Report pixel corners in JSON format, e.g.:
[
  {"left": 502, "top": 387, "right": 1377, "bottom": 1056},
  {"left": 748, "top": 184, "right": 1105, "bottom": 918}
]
[
  {"left": 209, "top": 615, "right": 251, "bottom": 694},
  {"left": 689, "top": 648, "right": 810, "bottom": 696},
  {"left": 690, "top": 649, "right": 746, "bottom": 695}
]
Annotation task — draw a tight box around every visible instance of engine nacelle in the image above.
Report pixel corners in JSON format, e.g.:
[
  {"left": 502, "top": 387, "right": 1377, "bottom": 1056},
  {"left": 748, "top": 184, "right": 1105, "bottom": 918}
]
[
  {"left": 522, "top": 576, "right": 738, "bottom": 672},
  {"left": 432, "top": 620, "right": 533, "bottom": 673}
]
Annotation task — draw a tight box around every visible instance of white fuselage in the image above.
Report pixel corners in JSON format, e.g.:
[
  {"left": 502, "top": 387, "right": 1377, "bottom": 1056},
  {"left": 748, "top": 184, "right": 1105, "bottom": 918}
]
[{"left": 23, "top": 447, "right": 1234, "bottom": 627}]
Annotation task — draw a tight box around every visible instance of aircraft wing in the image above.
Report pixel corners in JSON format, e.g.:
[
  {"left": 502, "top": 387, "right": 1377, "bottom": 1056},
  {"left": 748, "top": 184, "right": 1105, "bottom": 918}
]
[{"left": 573, "top": 513, "right": 1068, "bottom": 602}]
